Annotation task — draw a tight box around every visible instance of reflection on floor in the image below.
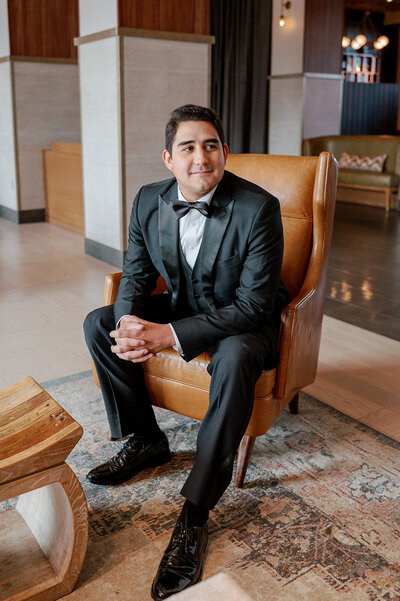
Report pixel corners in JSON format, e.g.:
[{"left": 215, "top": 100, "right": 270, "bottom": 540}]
[{"left": 325, "top": 202, "right": 400, "bottom": 341}]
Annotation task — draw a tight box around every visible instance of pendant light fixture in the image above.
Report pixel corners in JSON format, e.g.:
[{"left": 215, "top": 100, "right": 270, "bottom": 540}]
[
  {"left": 279, "top": 1, "right": 291, "bottom": 27},
  {"left": 343, "top": 11, "right": 389, "bottom": 51}
]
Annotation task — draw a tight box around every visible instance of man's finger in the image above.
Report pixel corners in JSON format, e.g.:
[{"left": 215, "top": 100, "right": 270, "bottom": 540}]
[
  {"left": 112, "top": 337, "right": 146, "bottom": 348},
  {"left": 115, "top": 349, "right": 154, "bottom": 362},
  {"left": 110, "top": 324, "right": 144, "bottom": 338},
  {"left": 110, "top": 341, "right": 144, "bottom": 354}
]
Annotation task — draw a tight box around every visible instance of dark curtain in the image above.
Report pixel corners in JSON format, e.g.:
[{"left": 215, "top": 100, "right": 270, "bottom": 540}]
[{"left": 211, "top": 0, "right": 272, "bottom": 153}]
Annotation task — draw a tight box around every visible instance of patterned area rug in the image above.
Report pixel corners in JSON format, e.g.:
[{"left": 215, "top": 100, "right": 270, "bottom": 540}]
[{"left": 3, "top": 371, "right": 400, "bottom": 600}]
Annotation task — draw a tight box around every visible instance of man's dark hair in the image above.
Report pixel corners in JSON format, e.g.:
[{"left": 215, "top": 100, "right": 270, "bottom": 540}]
[{"left": 165, "top": 104, "right": 226, "bottom": 155}]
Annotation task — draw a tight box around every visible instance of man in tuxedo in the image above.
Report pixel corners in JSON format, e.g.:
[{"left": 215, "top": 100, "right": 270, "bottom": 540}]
[{"left": 84, "top": 104, "right": 288, "bottom": 599}]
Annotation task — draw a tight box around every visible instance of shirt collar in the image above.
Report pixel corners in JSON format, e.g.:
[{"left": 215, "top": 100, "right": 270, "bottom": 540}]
[{"left": 177, "top": 184, "right": 218, "bottom": 206}]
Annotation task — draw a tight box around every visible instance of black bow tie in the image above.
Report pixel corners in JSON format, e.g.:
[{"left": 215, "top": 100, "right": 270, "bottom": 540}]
[{"left": 171, "top": 200, "right": 210, "bottom": 219}]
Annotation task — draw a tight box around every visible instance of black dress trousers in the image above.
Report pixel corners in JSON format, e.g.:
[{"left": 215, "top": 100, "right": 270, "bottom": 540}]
[{"left": 83, "top": 299, "right": 278, "bottom": 509}]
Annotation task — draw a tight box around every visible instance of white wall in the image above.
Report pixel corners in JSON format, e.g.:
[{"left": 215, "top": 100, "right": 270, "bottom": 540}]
[
  {"left": 79, "top": 0, "right": 118, "bottom": 36},
  {"left": 13, "top": 61, "right": 80, "bottom": 211},
  {"left": 270, "top": 0, "right": 305, "bottom": 76},
  {"left": 79, "top": 36, "right": 123, "bottom": 250},
  {"left": 0, "top": 61, "right": 17, "bottom": 210},
  {"left": 0, "top": 0, "right": 10, "bottom": 57}
]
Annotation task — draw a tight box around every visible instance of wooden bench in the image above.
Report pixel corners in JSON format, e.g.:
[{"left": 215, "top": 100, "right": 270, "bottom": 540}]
[{"left": 0, "top": 377, "right": 88, "bottom": 601}]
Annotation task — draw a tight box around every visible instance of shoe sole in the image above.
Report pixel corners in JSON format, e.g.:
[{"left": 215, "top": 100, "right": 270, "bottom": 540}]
[{"left": 87, "top": 450, "right": 171, "bottom": 486}]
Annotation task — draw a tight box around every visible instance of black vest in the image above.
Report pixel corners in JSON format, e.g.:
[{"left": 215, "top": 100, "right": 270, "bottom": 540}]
[{"left": 176, "top": 243, "right": 210, "bottom": 317}]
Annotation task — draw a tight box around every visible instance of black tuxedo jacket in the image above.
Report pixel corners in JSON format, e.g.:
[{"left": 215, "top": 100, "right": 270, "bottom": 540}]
[{"left": 114, "top": 170, "right": 288, "bottom": 362}]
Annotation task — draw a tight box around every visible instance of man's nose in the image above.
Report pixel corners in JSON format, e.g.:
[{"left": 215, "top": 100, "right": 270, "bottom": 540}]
[{"left": 193, "top": 147, "right": 208, "bottom": 165}]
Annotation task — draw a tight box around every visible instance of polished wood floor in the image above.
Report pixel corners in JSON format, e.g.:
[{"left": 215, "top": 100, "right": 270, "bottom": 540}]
[
  {"left": 306, "top": 202, "right": 400, "bottom": 442},
  {"left": 305, "top": 315, "right": 400, "bottom": 441},
  {"left": 0, "top": 218, "right": 116, "bottom": 388},
  {"left": 1, "top": 203, "right": 400, "bottom": 442},
  {"left": 324, "top": 202, "right": 400, "bottom": 341}
]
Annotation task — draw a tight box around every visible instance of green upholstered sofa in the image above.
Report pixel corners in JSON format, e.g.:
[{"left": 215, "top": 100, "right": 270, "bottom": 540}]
[{"left": 302, "top": 135, "right": 400, "bottom": 211}]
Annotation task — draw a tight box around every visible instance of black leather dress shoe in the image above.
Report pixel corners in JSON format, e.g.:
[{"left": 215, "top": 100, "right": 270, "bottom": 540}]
[
  {"left": 86, "top": 433, "right": 170, "bottom": 485},
  {"left": 151, "top": 516, "right": 208, "bottom": 600}
]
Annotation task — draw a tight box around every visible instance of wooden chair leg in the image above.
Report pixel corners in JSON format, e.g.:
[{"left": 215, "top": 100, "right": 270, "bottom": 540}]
[
  {"left": 289, "top": 392, "right": 299, "bottom": 414},
  {"left": 235, "top": 434, "right": 255, "bottom": 488}
]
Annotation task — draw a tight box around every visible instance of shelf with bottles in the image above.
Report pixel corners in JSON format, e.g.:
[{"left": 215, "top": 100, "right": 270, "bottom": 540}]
[{"left": 341, "top": 52, "right": 380, "bottom": 83}]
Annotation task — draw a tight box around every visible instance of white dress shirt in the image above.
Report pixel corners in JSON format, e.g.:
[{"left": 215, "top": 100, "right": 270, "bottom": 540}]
[{"left": 176, "top": 185, "right": 216, "bottom": 268}]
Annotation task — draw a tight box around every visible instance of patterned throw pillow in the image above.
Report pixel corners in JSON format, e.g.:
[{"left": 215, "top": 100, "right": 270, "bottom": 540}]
[{"left": 338, "top": 152, "right": 387, "bottom": 172}]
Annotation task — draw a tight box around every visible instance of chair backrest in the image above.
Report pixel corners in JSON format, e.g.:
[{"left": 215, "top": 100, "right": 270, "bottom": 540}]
[{"left": 226, "top": 153, "right": 319, "bottom": 300}]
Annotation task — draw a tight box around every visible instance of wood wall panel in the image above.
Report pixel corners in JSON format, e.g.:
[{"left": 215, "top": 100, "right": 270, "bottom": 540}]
[
  {"left": 303, "top": 0, "right": 344, "bottom": 74},
  {"left": 8, "top": 0, "right": 79, "bottom": 59},
  {"left": 43, "top": 143, "right": 84, "bottom": 234},
  {"left": 118, "top": 0, "right": 210, "bottom": 35}
]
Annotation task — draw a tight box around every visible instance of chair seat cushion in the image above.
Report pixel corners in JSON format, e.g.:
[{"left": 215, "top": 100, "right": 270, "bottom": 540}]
[{"left": 338, "top": 168, "right": 398, "bottom": 188}]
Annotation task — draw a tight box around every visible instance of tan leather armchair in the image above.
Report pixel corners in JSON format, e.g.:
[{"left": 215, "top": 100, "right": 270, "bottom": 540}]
[{"left": 92, "top": 152, "right": 338, "bottom": 487}]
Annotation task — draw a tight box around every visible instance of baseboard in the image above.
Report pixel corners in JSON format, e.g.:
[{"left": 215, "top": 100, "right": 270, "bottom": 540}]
[
  {"left": 84, "top": 238, "right": 125, "bottom": 268},
  {"left": 0, "top": 205, "right": 45, "bottom": 223}
]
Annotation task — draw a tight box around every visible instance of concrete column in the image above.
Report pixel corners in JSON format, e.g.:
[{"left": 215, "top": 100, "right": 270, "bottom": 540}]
[
  {"left": 0, "top": 0, "right": 18, "bottom": 219},
  {"left": 0, "top": 0, "right": 80, "bottom": 224},
  {"left": 76, "top": 16, "right": 213, "bottom": 267},
  {"left": 268, "top": 0, "right": 343, "bottom": 155},
  {"left": 268, "top": 0, "right": 306, "bottom": 155}
]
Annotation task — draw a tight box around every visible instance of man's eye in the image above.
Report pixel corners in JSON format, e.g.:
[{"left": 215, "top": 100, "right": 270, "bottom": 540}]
[
  {"left": 183, "top": 146, "right": 193, "bottom": 152},
  {"left": 206, "top": 144, "right": 217, "bottom": 150}
]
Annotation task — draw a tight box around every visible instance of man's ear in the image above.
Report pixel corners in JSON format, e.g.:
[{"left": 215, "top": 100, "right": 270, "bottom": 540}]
[
  {"left": 223, "top": 143, "right": 229, "bottom": 163},
  {"left": 162, "top": 149, "right": 174, "bottom": 173}
]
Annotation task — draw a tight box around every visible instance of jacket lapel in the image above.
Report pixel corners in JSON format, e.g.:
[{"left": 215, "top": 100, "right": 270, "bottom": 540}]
[{"left": 159, "top": 182, "right": 180, "bottom": 308}]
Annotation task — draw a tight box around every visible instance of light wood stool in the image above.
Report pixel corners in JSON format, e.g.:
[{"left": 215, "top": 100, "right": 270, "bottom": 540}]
[{"left": 0, "top": 377, "right": 88, "bottom": 601}]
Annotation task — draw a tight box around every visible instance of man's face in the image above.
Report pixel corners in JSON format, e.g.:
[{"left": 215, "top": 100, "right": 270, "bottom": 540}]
[{"left": 162, "top": 120, "right": 229, "bottom": 201}]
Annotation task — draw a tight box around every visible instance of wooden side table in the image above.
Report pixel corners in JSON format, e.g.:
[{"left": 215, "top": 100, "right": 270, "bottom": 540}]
[{"left": 0, "top": 377, "right": 88, "bottom": 601}]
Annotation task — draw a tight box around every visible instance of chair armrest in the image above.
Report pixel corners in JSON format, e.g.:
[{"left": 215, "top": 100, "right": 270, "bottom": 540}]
[
  {"left": 274, "top": 151, "right": 338, "bottom": 400},
  {"left": 104, "top": 272, "right": 122, "bottom": 305},
  {"left": 274, "top": 285, "right": 324, "bottom": 400}
]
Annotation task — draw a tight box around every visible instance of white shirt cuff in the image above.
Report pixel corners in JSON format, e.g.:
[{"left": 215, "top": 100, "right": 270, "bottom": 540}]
[
  {"left": 116, "top": 315, "right": 130, "bottom": 329},
  {"left": 169, "top": 323, "right": 183, "bottom": 355}
]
